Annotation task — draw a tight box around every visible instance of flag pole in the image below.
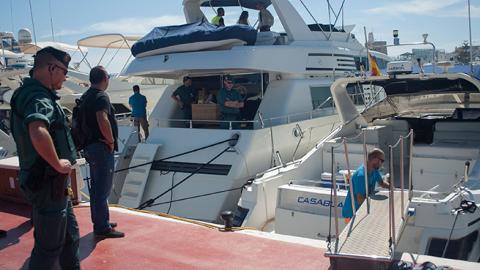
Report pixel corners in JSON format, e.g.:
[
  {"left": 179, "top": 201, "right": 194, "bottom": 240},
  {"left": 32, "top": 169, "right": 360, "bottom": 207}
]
[
  {"left": 468, "top": 0, "right": 473, "bottom": 75},
  {"left": 364, "top": 26, "right": 371, "bottom": 74}
]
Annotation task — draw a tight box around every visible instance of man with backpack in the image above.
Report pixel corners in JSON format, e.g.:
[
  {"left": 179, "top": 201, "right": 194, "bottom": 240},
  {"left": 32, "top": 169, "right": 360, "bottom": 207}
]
[
  {"left": 10, "top": 47, "right": 80, "bottom": 269},
  {"left": 80, "top": 66, "right": 124, "bottom": 238}
]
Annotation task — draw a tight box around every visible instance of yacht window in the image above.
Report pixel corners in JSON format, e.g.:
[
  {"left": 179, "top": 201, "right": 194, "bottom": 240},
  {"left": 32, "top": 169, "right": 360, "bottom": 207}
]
[
  {"left": 426, "top": 230, "right": 478, "bottom": 260},
  {"left": 347, "top": 84, "right": 387, "bottom": 108},
  {"left": 310, "top": 86, "right": 332, "bottom": 110},
  {"left": 354, "top": 56, "right": 368, "bottom": 72},
  {"left": 182, "top": 73, "right": 264, "bottom": 129}
]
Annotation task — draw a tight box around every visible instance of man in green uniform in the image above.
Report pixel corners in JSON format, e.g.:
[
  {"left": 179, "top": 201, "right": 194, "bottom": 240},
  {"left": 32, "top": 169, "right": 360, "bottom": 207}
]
[
  {"left": 171, "top": 76, "right": 196, "bottom": 120},
  {"left": 217, "top": 75, "right": 244, "bottom": 129},
  {"left": 10, "top": 47, "right": 79, "bottom": 269}
]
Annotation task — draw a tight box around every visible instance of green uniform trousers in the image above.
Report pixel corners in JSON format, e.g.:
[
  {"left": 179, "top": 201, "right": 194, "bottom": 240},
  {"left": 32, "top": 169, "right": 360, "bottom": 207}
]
[{"left": 26, "top": 178, "right": 80, "bottom": 270}]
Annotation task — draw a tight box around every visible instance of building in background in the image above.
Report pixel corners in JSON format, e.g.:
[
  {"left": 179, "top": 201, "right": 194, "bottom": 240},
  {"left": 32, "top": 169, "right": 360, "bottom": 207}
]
[{"left": 367, "top": 32, "right": 388, "bottom": 55}]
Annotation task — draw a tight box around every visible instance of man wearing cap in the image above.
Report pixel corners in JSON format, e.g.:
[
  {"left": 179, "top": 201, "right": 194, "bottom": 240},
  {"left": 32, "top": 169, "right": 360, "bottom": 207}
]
[
  {"left": 10, "top": 47, "right": 80, "bottom": 269},
  {"left": 171, "top": 76, "right": 196, "bottom": 120},
  {"left": 218, "top": 75, "right": 244, "bottom": 129}
]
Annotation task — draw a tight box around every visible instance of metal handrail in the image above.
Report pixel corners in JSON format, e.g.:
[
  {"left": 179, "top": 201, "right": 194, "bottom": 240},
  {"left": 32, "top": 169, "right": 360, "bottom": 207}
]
[
  {"left": 388, "top": 145, "right": 395, "bottom": 247},
  {"left": 363, "top": 132, "right": 370, "bottom": 214},
  {"left": 408, "top": 129, "right": 414, "bottom": 200},
  {"left": 154, "top": 106, "right": 337, "bottom": 129},
  {"left": 400, "top": 136, "right": 405, "bottom": 220},
  {"left": 343, "top": 140, "right": 356, "bottom": 220},
  {"left": 386, "top": 129, "right": 414, "bottom": 250},
  {"left": 331, "top": 146, "right": 340, "bottom": 253}
]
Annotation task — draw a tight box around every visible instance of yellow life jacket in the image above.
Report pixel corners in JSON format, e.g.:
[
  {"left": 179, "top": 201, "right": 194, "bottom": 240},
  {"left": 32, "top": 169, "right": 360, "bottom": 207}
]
[{"left": 211, "top": 15, "right": 222, "bottom": 26}]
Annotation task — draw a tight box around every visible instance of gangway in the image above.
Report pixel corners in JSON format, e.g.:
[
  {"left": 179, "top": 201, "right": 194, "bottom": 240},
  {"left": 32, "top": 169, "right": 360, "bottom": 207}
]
[
  {"left": 327, "top": 190, "right": 408, "bottom": 259},
  {"left": 325, "top": 130, "right": 414, "bottom": 270}
]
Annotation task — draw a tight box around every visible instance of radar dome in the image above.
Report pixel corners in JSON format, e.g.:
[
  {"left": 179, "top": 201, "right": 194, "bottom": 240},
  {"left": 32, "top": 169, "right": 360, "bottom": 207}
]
[{"left": 18, "top": 29, "right": 32, "bottom": 44}]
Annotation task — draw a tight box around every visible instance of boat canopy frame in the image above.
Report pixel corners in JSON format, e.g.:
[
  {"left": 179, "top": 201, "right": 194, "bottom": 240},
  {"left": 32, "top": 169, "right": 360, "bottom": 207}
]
[{"left": 76, "top": 33, "right": 141, "bottom": 76}]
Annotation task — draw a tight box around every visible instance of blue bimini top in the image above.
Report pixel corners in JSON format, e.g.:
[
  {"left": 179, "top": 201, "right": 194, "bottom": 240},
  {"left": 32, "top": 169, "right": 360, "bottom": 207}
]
[{"left": 131, "top": 20, "right": 257, "bottom": 57}]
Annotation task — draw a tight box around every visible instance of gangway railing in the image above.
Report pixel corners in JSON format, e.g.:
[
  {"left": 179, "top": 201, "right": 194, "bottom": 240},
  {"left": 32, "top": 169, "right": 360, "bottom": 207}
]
[{"left": 325, "top": 129, "right": 414, "bottom": 262}]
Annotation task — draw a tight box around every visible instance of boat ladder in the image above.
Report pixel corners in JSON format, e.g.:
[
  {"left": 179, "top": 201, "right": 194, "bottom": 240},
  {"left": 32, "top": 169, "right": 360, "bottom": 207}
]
[{"left": 118, "top": 143, "right": 161, "bottom": 208}]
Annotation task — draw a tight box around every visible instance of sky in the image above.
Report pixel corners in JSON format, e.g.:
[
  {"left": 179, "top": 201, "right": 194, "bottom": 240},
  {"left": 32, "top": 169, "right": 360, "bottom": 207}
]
[{"left": 2, "top": 0, "right": 479, "bottom": 73}]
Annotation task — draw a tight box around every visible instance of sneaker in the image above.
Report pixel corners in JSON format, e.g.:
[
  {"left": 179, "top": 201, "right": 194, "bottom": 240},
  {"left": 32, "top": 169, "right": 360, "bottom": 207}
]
[
  {"left": 95, "top": 228, "right": 125, "bottom": 238},
  {"left": 0, "top": 230, "right": 6, "bottom": 238}
]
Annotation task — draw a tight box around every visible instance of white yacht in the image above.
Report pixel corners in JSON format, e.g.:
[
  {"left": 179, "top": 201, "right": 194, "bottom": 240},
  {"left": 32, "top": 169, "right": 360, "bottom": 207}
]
[
  {"left": 236, "top": 63, "right": 480, "bottom": 263},
  {"left": 109, "top": 0, "right": 392, "bottom": 223}
]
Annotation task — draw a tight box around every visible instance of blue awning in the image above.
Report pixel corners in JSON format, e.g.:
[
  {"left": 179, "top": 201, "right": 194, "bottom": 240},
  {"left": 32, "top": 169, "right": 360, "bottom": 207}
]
[
  {"left": 131, "top": 20, "right": 257, "bottom": 57},
  {"left": 200, "top": 0, "right": 271, "bottom": 9}
]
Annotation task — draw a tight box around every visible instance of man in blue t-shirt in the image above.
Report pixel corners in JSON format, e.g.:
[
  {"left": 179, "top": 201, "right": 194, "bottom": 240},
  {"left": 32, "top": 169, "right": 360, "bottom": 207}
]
[
  {"left": 342, "top": 148, "right": 390, "bottom": 222},
  {"left": 217, "top": 75, "right": 244, "bottom": 129},
  {"left": 129, "top": 85, "right": 148, "bottom": 140}
]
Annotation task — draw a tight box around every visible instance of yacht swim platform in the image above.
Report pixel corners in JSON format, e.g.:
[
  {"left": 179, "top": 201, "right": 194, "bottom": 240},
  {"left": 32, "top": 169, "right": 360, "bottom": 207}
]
[{"left": 0, "top": 200, "right": 330, "bottom": 270}]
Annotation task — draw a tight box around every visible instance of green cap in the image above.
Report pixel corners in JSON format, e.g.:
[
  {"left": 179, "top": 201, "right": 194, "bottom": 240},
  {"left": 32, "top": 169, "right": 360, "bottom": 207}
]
[{"left": 34, "top": 46, "right": 71, "bottom": 68}]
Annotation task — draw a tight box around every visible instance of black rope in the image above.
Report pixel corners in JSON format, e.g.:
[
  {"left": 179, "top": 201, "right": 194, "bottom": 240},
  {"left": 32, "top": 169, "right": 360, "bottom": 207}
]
[
  {"left": 442, "top": 210, "right": 460, "bottom": 258},
  {"left": 82, "top": 137, "right": 237, "bottom": 181},
  {"left": 166, "top": 172, "right": 176, "bottom": 214},
  {"left": 442, "top": 200, "right": 477, "bottom": 258},
  {"left": 147, "top": 186, "right": 244, "bottom": 208},
  {"left": 137, "top": 146, "right": 231, "bottom": 210}
]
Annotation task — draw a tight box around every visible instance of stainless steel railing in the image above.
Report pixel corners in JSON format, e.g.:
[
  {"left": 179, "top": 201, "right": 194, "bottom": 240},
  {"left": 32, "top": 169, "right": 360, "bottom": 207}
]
[
  {"left": 153, "top": 107, "right": 337, "bottom": 130},
  {"left": 328, "top": 128, "right": 414, "bottom": 255}
]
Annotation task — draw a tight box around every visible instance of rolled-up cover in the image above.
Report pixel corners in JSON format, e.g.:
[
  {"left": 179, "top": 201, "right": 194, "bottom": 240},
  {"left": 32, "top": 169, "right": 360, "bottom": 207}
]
[{"left": 131, "top": 20, "right": 257, "bottom": 58}]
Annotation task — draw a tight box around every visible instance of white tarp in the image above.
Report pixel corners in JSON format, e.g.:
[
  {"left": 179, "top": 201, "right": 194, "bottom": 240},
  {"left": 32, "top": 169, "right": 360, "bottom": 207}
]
[
  {"left": 77, "top": 34, "right": 140, "bottom": 49},
  {"left": 20, "top": 41, "right": 85, "bottom": 54}
]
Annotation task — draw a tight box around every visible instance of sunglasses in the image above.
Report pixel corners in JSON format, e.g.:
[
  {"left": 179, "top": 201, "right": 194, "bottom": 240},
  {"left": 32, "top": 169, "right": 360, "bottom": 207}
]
[{"left": 48, "top": 63, "right": 68, "bottom": 75}]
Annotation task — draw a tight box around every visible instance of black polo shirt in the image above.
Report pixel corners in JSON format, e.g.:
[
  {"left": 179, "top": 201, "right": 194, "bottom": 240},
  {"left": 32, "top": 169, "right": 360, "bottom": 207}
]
[{"left": 82, "top": 87, "right": 118, "bottom": 151}]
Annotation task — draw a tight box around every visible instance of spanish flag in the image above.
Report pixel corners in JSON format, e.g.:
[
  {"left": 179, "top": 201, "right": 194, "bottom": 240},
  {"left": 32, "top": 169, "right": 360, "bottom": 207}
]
[{"left": 368, "top": 52, "right": 381, "bottom": 76}]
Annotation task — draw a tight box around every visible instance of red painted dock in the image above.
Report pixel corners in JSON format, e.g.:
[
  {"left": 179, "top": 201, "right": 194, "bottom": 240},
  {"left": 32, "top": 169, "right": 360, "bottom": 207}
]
[{"left": 0, "top": 200, "right": 331, "bottom": 270}]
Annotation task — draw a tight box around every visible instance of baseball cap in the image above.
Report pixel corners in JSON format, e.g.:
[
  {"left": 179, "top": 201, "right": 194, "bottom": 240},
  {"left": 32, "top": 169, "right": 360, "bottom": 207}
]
[{"left": 223, "top": 75, "right": 233, "bottom": 82}]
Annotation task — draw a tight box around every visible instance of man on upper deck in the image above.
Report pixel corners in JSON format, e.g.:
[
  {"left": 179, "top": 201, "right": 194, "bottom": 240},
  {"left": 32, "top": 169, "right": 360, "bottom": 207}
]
[
  {"left": 218, "top": 75, "right": 244, "bottom": 129},
  {"left": 256, "top": 2, "right": 274, "bottom": 32},
  {"left": 171, "top": 76, "right": 196, "bottom": 120}
]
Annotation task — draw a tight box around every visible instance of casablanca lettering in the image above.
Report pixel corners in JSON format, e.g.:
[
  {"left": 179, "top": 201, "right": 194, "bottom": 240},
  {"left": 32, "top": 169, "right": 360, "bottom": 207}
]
[{"left": 297, "top": 196, "right": 344, "bottom": 208}]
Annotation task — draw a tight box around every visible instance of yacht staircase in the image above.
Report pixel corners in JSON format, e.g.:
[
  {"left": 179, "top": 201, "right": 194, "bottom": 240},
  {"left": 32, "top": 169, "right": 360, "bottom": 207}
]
[{"left": 118, "top": 143, "right": 161, "bottom": 208}]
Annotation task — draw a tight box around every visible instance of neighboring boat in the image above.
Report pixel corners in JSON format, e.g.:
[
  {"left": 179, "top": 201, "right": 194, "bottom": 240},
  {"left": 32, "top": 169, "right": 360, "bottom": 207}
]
[
  {"left": 110, "top": 0, "right": 391, "bottom": 223},
  {"left": 236, "top": 63, "right": 480, "bottom": 263}
]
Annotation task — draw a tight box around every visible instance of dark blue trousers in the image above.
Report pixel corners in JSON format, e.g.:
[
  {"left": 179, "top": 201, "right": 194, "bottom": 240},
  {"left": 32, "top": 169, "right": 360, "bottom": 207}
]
[{"left": 85, "top": 143, "right": 114, "bottom": 234}]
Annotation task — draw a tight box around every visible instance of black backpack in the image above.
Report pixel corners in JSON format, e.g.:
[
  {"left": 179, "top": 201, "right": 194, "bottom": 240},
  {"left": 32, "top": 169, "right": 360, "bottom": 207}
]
[{"left": 71, "top": 94, "right": 91, "bottom": 150}]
